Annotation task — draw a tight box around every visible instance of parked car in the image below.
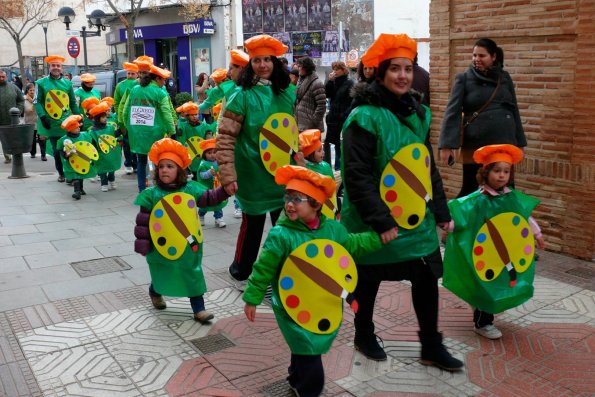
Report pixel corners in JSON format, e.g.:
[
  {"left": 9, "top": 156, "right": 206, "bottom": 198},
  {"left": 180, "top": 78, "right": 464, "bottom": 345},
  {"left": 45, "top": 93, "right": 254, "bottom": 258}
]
[{"left": 71, "top": 69, "right": 127, "bottom": 98}]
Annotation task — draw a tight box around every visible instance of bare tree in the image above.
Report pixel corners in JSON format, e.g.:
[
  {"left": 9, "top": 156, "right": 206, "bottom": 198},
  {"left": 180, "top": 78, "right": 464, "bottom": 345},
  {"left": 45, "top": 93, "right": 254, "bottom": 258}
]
[{"left": 0, "top": 0, "right": 54, "bottom": 79}]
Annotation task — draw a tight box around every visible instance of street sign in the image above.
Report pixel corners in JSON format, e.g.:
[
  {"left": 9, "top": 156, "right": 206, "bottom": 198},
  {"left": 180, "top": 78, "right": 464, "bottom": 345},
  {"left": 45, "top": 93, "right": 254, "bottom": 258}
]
[
  {"left": 345, "top": 49, "right": 359, "bottom": 68},
  {"left": 65, "top": 30, "right": 80, "bottom": 37},
  {"left": 67, "top": 37, "right": 80, "bottom": 58}
]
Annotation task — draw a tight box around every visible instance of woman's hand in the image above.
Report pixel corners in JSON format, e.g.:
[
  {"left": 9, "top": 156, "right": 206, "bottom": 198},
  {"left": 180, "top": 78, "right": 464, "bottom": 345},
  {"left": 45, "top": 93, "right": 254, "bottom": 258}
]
[
  {"left": 224, "top": 182, "right": 238, "bottom": 195},
  {"left": 380, "top": 227, "right": 398, "bottom": 244},
  {"left": 244, "top": 304, "right": 256, "bottom": 322},
  {"left": 439, "top": 148, "right": 455, "bottom": 166},
  {"left": 536, "top": 236, "right": 545, "bottom": 250}
]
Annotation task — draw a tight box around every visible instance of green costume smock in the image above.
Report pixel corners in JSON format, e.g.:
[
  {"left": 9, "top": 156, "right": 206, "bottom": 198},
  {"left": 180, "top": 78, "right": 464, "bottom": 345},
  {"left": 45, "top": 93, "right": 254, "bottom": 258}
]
[
  {"left": 340, "top": 104, "right": 439, "bottom": 264},
  {"left": 123, "top": 81, "right": 175, "bottom": 155},
  {"left": 178, "top": 121, "right": 206, "bottom": 172},
  {"left": 75, "top": 87, "right": 101, "bottom": 131},
  {"left": 57, "top": 132, "right": 98, "bottom": 180},
  {"left": 89, "top": 125, "right": 122, "bottom": 174},
  {"left": 243, "top": 213, "right": 381, "bottom": 354},
  {"left": 114, "top": 79, "right": 138, "bottom": 127},
  {"left": 134, "top": 181, "right": 209, "bottom": 297},
  {"left": 443, "top": 189, "right": 540, "bottom": 313},
  {"left": 197, "top": 159, "right": 227, "bottom": 212},
  {"left": 305, "top": 160, "right": 334, "bottom": 179},
  {"left": 34, "top": 76, "right": 79, "bottom": 138},
  {"left": 198, "top": 85, "right": 225, "bottom": 112},
  {"left": 224, "top": 85, "right": 296, "bottom": 214}
]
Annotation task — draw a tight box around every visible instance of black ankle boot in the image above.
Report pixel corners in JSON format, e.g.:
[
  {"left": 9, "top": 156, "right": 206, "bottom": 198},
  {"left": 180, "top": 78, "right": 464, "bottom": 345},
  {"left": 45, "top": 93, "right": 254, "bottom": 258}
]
[
  {"left": 354, "top": 333, "right": 387, "bottom": 361},
  {"left": 419, "top": 332, "right": 464, "bottom": 371},
  {"left": 72, "top": 180, "right": 81, "bottom": 200}
]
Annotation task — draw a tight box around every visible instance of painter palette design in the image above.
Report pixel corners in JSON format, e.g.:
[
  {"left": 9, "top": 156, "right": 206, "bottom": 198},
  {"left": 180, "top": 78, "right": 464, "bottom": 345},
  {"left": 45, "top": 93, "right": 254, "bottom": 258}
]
[
  {"left": 279, "top": 239, "right": 357, "bottom": 334},
  {"left": 45, "top": 89, "right": 70, "bottom": 120},
  {"left": 321, "top": 194, "right": 339, "bottom": 220},
  {"left": 98, "top": 134, "right": 118, "bottom": 154},
  {"left": 379, "top": 143, "right": 432, "bottom": 229},
  {"left": 259, "top": 112, "right": 298, "bottom": 176},
  {"left": 150, "top": 192, "right": 203, "bottom": 260},
  {"left": 185, "top": 136, "right": 204, "bottom": 161},
  {"left": 68, "top": 141, "right": 99, "bottom": 174},
  {"left": 472, "top": 212, "right": 534, "bottom": 286}
]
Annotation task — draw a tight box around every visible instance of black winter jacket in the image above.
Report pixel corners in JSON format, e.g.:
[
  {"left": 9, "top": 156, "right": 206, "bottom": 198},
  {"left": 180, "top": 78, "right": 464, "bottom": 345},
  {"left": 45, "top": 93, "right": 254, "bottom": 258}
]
[{"left": 324, "top": 74, "right": 354, "bottom": 144}]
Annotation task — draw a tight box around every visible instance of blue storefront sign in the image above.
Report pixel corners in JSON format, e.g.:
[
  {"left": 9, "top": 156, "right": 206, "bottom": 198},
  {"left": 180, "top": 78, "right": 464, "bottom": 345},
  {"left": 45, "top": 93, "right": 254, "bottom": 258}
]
[{"left": 106, "top": 19, "right": 215, "bottom": 45}]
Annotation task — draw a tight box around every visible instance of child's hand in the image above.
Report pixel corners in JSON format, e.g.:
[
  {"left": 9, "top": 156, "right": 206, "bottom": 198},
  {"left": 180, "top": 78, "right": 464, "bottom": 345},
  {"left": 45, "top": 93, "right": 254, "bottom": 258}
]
[
  {"left": 536, "top": 236, "right": 545, "bottom": 249},
  {"left": 244, "top": 304, "right": 256, "bottom": 322},
  {"left": 209, "top": 167, "right": 216, "bottom": 176},
  {"left": 380, "top": 227, "right": 398, "bottom": 244}
]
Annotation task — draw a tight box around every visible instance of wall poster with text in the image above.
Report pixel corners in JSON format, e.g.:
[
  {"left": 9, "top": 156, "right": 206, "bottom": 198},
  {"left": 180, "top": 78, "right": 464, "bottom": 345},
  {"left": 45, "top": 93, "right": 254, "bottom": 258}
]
[
  {"left": 285, "top": 0, "right": 308, "bottom": 32},
  {"left": 292, "top": 31, "right": 323, "bottom": 58},
  {"left": 262, "top": 0, "right": 284, "bottom": 33},
  {"left": 307, "top": 0, "right": 332, "bottom": 31},
  {"left": 243, "top": 0, "right": 264, "bottom": 33}
]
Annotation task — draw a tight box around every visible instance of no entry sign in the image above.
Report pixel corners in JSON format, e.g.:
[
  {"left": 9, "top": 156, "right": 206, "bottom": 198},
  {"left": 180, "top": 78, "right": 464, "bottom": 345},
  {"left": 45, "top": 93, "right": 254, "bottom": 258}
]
[{"left": 67, "top": 37, "right": 80, "bottom": 58}]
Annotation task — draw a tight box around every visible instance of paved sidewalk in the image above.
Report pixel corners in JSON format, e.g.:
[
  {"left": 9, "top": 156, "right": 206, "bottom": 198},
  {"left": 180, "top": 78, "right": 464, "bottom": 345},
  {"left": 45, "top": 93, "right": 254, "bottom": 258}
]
[{"left": 0, "top": 159, "right": 594, "bottom": 397}]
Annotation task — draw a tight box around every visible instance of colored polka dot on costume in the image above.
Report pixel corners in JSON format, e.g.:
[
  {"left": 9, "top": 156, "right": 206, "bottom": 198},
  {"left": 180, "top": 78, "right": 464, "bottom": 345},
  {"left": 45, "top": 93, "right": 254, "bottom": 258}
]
[
  {"left": 524, "top": 244, "right": 533, "bottom": 255},
  {"left": 263, "top": 152, "right": 271, "bottom": 161},
  {"left": 383, "top": 174, "right": 396, "bottom": 188},
  {"left": 425, "top": 155, "right": 430, "bottom": 167},
  {"left": 187, "top": 199, "right": 195, "bottom": 209},
  {"left": 339, "top": 256, "right": 350, "bottom": 269},
  {"left": 157, "top": 237, "right": 166, "bottom": 246},
  {"left": 407, "top": 214, "right": 419, "bottom": 226},
  {"left": 167, "top": 246, "right": 177, "bottom": 256},
  {"left": 519, "top": 258, "right": 526, "bottom": 266},
  {"left": 271, "top": 119, "right": 279, "bottom": 129},
  {"left": 512, "top": 215, "right": 521, "bottom": 226},
  {"left": 286, "top": 295, "right": 300, "bottom": 308},
  {"left": 391, "top": 205, "right": 403, "bottom": 218},
  {"left": 152, "top": 222, "right": 162, "bottom": 232},
  {"left": 154, "top": 209, "right": 164, "bottom": 218},
  {"left": 261, "top": 140, "right": 269, "bottom": 150},
  {"left": 297, "top": 310, "right": 311, "bottom": 324},
  {"left": 268, "top": 162, "right": 277, "bottom": 172},
  {"left": 485, "top": 269, "right": 495, "bottom": 280},
  {"left": 280, "top": 276, "right": 294, "bottom": 290},
  {"left": 477, "top": 233, "right": 487, "bottom": 243},
  {"left": 305, "top": 243, "right": 319, "bottom": 258},
  {"left": 412, "top": 147, "right": 421, "bottom": 160},
  {"left": 324, "top": 244, "right": 333, "bottom": 258},
  {"left": 521, "top": 228, "right": 529, "bottom": 238},
  {"left": 474, "top": 246, "right": 484, "bottom": 255},
  {"left": 283, "top": 117, "right": 289, "bottom": 128},
  {"left": 475, "top": 260, "right": 485, "bottom": 271},
  {"left": 173, "top": 195, "right": 182, "bottom": 204},
  {"left": 385, "top": 190, "right": 397, "bottom": 203},
  {"left": 318, "top": 318, "right": 331, "bottom": 332}
]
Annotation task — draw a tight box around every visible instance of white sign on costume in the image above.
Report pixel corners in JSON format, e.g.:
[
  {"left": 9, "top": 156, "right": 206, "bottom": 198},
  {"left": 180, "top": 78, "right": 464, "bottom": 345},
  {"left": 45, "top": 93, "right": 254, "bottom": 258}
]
[{"left": 130, "top": 106, "right": 156, "bottom": 126}]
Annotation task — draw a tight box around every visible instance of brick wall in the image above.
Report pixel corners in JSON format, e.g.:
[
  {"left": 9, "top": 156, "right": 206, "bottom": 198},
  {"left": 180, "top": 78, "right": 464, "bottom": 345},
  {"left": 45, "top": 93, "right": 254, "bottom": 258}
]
[{"left": 430, "top": 0, "right": 595, "bottom": 260}]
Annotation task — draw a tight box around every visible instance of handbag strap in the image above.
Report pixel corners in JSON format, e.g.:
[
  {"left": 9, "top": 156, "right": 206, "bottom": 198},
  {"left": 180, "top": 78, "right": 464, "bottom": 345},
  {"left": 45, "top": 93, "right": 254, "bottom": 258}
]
[{"left": 463, "top": 75, "right": 501, "bottom": 128}]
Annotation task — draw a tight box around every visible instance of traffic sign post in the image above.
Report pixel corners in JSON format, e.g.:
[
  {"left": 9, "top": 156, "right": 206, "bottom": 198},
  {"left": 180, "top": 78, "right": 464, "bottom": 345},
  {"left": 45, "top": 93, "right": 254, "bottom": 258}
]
[{"left": 67, "top": 37, "right": 80, "bottom": 59}]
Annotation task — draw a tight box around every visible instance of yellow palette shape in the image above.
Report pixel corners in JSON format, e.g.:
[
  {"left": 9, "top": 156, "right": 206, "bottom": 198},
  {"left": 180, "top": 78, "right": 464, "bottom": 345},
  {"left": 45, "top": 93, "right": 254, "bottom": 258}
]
[
  {"left": 68, "top": 141, "right": 99, "bottom": 175},
  {"left": 150, "top": 192, "right": 203, "bottom": 260},
  {"left": 185, "top": 136, "right": 204, "bottom": 161},
  {"left": 279, "top": 239, "right": 358, "bottom": 334},
  {"left": 45, "top": 89, "right": 70, "bottom": 120},
  {"left": 259, "top": 113, "right": 299, "bottom": 176},
  {"left": 321, "top": 194, "right": 339, "bottom": 220},
  {"left": 472, "top": 212, "right": 535, "bottom": 285},
  {"left": 379, "top": 143, "right": 432, "bottom": 229},
  {"left": 98, "top": 134, "right": 118, "bottom": 154}
]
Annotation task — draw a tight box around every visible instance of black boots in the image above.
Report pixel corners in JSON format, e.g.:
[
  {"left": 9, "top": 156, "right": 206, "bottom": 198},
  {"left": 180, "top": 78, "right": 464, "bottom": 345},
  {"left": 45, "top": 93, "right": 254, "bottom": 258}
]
[
  {"left": 39, "top": 137, "right": 47, "bottom": 161},
  {"left": 72, "top": 180, "right": 82, "bottom": 200},
  {"left": 354, "top": 333, "right": 387, "bottom": 361},
  {"left": 419, "top": 332, "right": 464, "bottom": 371}
]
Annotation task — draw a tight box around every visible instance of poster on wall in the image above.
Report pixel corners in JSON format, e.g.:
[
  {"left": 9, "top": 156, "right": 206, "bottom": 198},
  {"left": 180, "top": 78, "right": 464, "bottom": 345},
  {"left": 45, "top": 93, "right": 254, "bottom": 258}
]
[
  {"left": 308, "top": 0, "right": 332, "bottom": 31},
  {"left": 263, "top": 0, "right": 284, "bottom": 33},
  {"left": 194, "top": 48, "right": 210, "bottom": 76},
  {"left": 292, "top": 31, "right": 323, "bottom": 58},
  {"left": 285, "top": 0, "right": 307, "bottom": 32},
  {"left": 243, "top": 0, "right": 263, "bottom": 33},
  {"left": 323, "top": 31, "right": 339, "bottom": 52},
  {"left": 272, "top": 32, "right": 292, "bottom": 54}
]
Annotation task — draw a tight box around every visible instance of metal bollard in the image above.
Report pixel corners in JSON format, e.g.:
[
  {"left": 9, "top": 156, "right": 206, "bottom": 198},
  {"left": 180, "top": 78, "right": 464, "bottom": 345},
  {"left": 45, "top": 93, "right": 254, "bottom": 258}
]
[{"left": 0, "top": 108, "right": 35, "bottom": 178}]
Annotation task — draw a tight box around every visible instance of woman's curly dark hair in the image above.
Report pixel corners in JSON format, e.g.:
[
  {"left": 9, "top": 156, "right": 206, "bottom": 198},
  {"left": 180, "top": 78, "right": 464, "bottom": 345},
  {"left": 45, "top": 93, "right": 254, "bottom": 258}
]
[
  {"left": 356, "top": 60, "right": 376, "bottom": 83},
  {"left": 297, "top": 57, "right": 316, "bottom": 75},
  {"left": 238, "top": 56, "right": 290, "bottom": 95}
]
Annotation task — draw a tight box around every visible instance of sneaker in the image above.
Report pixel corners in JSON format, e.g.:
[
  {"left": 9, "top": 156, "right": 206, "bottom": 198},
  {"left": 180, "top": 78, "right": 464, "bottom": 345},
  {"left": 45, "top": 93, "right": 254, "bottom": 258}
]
[
  {"left": 193, "top": 310, "right": 214, "bottom": 324},
  {"left": 72, "top": 191, "right": 81, "bottom": 200},
  {"left": 3, "top": 158, "right": 11, "bottom": 164},
  {"left": 234, "top": 280, "right": 247, "bottom": 292},
  {"left": 109, "top": 181, "right": 117, "bottom": 190},
  {"left": 354, "top": 333, "right": 387, "bottom": 361},
  {"left": 474, "top": 324, "right": 502, "bottom": 340},
  {"left": 150, "top": 295, "right": 166, "bottom": 310},
  {"left": 125, "top": 166, "right": 133, "bottom": 175},
  {"left": 57, "top": 175, "right": 65, "bottom": 183},
  {"left": 199, "top": 215, "right": 205, "bottom": 226},
  {"left": 234, "top": 208, "right": 242, "bottom": 218},
  {"left": 101, "top": 185, "right": 109, "bottom": 192},
  {"left": 215, "top": 219, "right": 226, "bottom": 228}
]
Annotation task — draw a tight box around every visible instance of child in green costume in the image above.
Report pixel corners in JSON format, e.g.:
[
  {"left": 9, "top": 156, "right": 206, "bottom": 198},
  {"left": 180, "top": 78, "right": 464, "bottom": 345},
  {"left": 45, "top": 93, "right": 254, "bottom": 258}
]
[
  {"left": 88, "top": 101, "right": 122, "bottom": 192},
  {"left": 196, "top": 139, "right": 227, "bottom": 228},
  {"left": 134, "top": 138, "right": 230, "bottom": 323}
]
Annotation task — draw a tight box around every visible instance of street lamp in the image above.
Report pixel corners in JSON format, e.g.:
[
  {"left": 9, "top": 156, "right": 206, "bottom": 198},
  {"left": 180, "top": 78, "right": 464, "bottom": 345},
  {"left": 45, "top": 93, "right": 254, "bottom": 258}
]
[
  {"left": 57, "top": 7, "right": 107, "bottom": 72},
  {"left": 40, "top": 20, "right": 50, "bottom": 74}
]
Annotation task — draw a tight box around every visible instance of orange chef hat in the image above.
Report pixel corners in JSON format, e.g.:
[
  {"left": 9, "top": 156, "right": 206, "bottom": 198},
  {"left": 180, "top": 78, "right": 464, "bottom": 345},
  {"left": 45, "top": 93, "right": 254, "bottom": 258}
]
[
  {"left": 361, "top": 33, "right": 417, "bottom": 68},
  {"left": 148, "top": 138, "right": 192, "bottom": 169},
  {"left": 61, "top": 115, "right": 83, "bottom": 132},
  {"left": 299, "top": 129, "right": 322, "bottom": 157},
  {"left": 80, "top": 97, "right": 101, "bottom": 111},
  {"left": 80, "top": 73, "right": 96, "bottom": 83},
  {"left": 87, "top": 101, "right": 110, "bottom": 118},
  {"left": 230, "top": 49, "right": 249, "bottom": 67},
  {"left": 123, "top": 62, "right": 139, "bottom": 72},
  {"left": 244, "top": 34, "right": 288, "bottom": 58},
  {"left": 210, "top": 68, "right": 228, "bottom": 83},
  {"left": 135, "top": 55, "right": 154, "bottom": 65},
  {"left": 275, "top": 165, "right": 336, "bottom": 204},
  {"left": 185, "top": 102, "right": 199, "bottom": 115},
  {"left": 101, "top": 97, "right": 114, "bottom": 106},
  {"left": 45, "top": 55, "right": 66, "bottom": 64},
  {"left": 199, "top": 138, "right": 216, "bottom": 152},
  {"left": 473, "top": 144, "right": 524, "bottom": 166},
  {"left": 150, "top": 64, "right": 171, "bottom": 79}
]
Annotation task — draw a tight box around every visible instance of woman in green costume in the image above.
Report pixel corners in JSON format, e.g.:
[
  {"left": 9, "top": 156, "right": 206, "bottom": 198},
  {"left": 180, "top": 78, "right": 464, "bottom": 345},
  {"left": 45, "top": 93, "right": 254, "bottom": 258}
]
[
  {"left": 133, "top": 138, "right": 230, "bottom": 323},
  {"left": 216, "top": 34, "right": 296, "bottom": 287}
]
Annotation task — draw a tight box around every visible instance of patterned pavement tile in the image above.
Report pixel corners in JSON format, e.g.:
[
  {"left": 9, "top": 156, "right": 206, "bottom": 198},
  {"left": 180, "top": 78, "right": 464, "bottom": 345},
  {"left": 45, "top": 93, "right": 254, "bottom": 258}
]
[
  {"left": 530, "top": 276, "right": 583, "bottom": 303},
  {"left": 523, "top": 301, "right": 593, "bottom": 324},
  {"left": 559, "top": 289, "right": 595, "bottom": 319},
  {"left": 0, "top": 360, "right": 43, "bottom": 397},
  {"left": 84, "top": 307, "right": 162, "bottom": 339},
  {"left": 124, "top": 354, "right": 184, "bottom": 396},
  {"left": 17, "top": 319, "right": 98, "bottom": 358}
]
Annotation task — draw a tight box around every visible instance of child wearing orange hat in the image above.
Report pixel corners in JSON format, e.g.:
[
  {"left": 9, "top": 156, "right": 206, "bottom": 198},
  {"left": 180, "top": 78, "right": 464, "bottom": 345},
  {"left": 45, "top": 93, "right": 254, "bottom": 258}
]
[
  {"left": 75, "top": 74, "right": 101, "bottom": 131},
  {"left": 442, "top": 144, "right": 544, "bottom": 341},
  {"left": 57, "top": 115, "right": 98, "bottom": 200},
  {"left": 243, "top": 165, "right": 390, "bottom": 397},
  {"left": 196, "top": 139, "right": 227, "bottom": 228},
  {"left": 176, "top": 102, "right": 208, "bottom": 178},
  {"left": 198, "top": 68, "right": 229, "bottom": 117},
  {"left": 87, "top": 101, "right": 122, "bottom": 192},
  {"left": 133, "top": 138, "right": 230, "bottom": 323}
]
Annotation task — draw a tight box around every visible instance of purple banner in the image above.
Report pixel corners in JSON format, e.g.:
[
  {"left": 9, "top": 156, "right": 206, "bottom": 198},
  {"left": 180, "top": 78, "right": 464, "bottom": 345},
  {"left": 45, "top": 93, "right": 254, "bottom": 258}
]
[
  {"left": 263, "top": 0, "right": 284, "bottom": 33},
  {"left": 243, "top": 0, "right": 263, "bottom": 33},
  {"left": 110, "top": 19, "right": 214, "bottom": 44},
  {"left": 292, "top": 31, "right": 323, "bottom": 58}
]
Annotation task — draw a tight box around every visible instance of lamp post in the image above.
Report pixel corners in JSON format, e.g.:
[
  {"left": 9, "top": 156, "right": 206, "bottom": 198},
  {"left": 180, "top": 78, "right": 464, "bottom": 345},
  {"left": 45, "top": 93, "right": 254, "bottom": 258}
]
[
  {"left": 40, "top": 20, "right": 50, "bottom": 74},
  {"left": 57, "top": 7, "right": 107, "bottom": 72}
]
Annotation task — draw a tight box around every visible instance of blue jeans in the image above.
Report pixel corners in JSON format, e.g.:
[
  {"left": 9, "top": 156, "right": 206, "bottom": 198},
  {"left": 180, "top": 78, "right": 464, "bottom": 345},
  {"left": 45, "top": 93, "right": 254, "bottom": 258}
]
[
  {"left": 99, "top": 172, "right": 115, "bottom": 185},
  {"left": 149, "top": 284, "right": 205, "bottom": 313},
  {"left": 199, "top": 209, "right": 223, "bottom": 219},
  {"left": 136, "top": 154, "right": 148, "bottom": 192}
]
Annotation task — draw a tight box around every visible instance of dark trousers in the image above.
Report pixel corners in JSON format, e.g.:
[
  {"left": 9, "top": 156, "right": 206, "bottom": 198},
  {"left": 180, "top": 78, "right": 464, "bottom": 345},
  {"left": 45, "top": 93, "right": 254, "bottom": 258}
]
[
  {"left": 149, "top": 284, "right": 206, "bottom": 313},
  {"left": 228, "top": 208, "right": 282, "bottom": 281},
  {"left": 473, "top": 308, "right": 494, "bottom": 328},
  {"left": 99, "top": 172, "right": 115, "bottom": 185},
  {"left": 30, "top": 131, "right": 37, "bottom": 156},
  {"left": 201, "top": 113, "right": 214, "bottom": 124},
  {"left": 136, "top": 154, "right": 148, "bottom": 192},
  {"left": 122, "top": 135, "right": 136, "bottom": 169},
  {"left": 49, "top": 136, "right": 64, "bottom": 176},
  {"left": 353, "top": 255, "right": 439, "bottom": 341},
  {"left": 287, "top": 354, "right": 324, "bottom": 397}
]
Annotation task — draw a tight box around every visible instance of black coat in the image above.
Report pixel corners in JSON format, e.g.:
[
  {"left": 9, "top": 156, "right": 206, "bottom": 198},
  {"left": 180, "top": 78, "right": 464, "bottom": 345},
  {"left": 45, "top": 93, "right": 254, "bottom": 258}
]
[
  {"left": 324, "top": 74, "right": 354, "bottom": 144},
  {"left": 439, "top": 65, "right": 526, "bottom": 150}
]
